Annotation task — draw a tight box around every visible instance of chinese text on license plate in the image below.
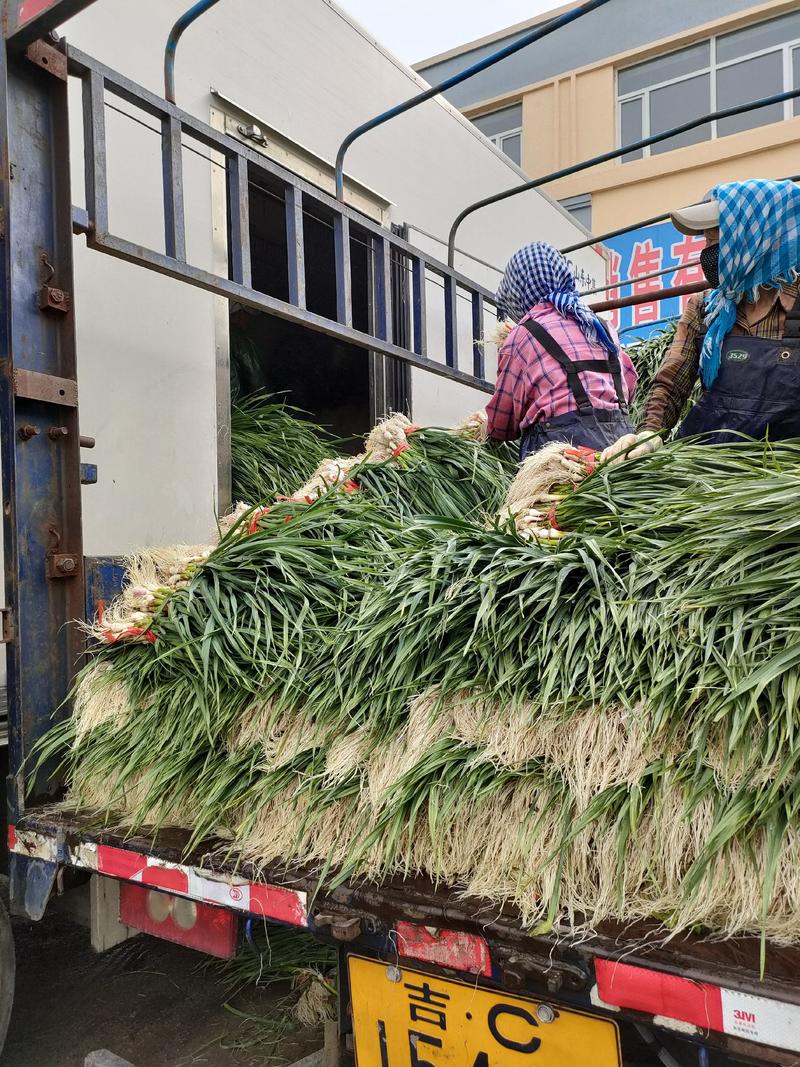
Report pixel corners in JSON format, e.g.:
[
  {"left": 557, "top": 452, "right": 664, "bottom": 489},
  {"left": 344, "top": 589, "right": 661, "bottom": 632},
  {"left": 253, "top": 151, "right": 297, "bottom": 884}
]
[{"left": 348, "top": 956, "right": 620, "bottom": 1066}]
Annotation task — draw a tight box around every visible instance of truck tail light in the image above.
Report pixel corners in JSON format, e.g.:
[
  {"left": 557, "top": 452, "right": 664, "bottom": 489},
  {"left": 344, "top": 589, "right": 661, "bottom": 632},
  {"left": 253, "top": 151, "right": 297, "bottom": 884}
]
[{"left": 119, "top": 881, "right": 238, "bottom": 958}]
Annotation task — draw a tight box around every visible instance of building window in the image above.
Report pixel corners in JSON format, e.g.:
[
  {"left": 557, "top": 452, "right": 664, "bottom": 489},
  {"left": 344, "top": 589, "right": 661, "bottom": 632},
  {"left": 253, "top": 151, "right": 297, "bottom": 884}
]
[
  {"left": 617, "top": 10, "right": 800, "bottom": 161},
  {"left": 559, "top": 193, "right": 592, "bottom": 231},
  {"left": 471, "top": 104, "right": 523, "bottom": 165}
]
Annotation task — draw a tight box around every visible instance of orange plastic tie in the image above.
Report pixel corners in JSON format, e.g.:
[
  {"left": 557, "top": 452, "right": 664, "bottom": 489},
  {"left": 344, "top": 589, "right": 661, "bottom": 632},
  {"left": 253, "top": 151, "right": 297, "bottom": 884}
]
[{"left": 247, "top": 506, "right": 271, "bottom": 534}]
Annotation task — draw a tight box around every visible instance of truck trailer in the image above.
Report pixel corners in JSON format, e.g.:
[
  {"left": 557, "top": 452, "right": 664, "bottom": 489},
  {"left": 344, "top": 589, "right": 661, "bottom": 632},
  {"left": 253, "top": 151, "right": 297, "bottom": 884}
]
[{"left": 2, "top": 2, "right": 800, "bottom": 1066}]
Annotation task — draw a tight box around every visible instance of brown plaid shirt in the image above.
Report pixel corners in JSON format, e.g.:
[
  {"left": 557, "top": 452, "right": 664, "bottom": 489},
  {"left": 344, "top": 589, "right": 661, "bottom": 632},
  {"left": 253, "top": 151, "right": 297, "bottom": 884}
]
[{"left": 638, "top": 282, "right": 800, "bottom": 432}]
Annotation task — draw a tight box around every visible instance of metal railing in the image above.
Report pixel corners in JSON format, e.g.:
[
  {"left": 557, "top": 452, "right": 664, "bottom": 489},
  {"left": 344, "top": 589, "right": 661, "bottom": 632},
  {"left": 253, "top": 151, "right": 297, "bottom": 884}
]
[
  {"left": 334, "top": 0, "right": 613, "bottom": 201},
  {"left": 164, "top": 0, "right": 224, "bottom": 104},
  {"left": 68, "top": 43, "right": 499, "bottom": 391},
  {"left": 448, "top": 86, "right": 800, "bottom": 265},
  {"left": 562, "top": 172, "right": 800, "bottom": 256}
]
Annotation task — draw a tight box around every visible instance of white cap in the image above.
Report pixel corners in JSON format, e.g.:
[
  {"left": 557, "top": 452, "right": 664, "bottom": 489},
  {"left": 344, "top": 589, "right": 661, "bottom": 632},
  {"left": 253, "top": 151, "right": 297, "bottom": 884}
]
[{"left": 670, "top": 193, "right": 720, "bottom": 236}]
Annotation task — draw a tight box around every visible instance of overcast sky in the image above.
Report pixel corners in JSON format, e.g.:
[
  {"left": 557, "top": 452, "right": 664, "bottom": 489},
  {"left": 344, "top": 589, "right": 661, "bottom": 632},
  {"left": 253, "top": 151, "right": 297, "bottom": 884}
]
[{"left": 340, "top": 0, "right": 559, "bottom": 65}]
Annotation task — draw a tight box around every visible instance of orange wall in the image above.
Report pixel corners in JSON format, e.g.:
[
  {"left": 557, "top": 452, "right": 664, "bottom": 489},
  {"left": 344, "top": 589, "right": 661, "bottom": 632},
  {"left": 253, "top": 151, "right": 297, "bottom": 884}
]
[{"left": 467, "top": 0, "right": 800, "bottom": 233}]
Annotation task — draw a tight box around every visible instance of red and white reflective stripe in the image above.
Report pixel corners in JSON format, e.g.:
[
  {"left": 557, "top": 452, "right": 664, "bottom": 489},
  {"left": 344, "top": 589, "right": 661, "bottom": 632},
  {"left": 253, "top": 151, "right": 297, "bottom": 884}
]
[
  {"left": 9, "top": 825, "right": 307, "bottom": 927},
  {"left": 596, "top": 958, "right": 800, "bottom": 1053},
  {"left": 396, "top": 921, "right": 491, "bottom": 977}
]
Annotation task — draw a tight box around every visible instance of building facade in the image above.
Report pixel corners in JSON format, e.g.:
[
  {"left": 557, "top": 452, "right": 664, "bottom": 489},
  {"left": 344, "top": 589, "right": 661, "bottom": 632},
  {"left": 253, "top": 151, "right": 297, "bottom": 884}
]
[{"left": 416, "top": 0, "right": 800, "bottom": 336}]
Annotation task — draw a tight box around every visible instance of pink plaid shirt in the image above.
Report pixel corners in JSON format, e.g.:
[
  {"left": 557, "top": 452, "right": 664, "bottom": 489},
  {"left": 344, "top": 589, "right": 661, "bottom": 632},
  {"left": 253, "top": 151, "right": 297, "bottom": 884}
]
[{"left": 486, "top": 304, "right": 638, "bottom": 442}]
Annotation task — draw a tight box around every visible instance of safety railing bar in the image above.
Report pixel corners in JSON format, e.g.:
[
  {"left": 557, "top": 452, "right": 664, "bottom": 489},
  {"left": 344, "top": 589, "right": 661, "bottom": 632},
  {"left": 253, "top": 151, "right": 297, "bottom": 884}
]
[
  {"left": 562, "top": 211, "right": 670, "bottom": 255},
  {"left": 395, "top": 245, "right": 493, "bottom": 304},
  {"left": 88, "top": 231, "right": 494, "bottom": 392},
  {"left": 164, "top": 0, "right": 224, "bottom": 104},
  {"left": 334, "top": 0, "right": 614, "bottom": 201},
  {"left": 581, "top": 258, "right": 701, "bottom": 297},
  {"left": 588, "top": 279, "right": 707, "bottom": 313},
  {"left": 69, "top": 44, "right": 233, "bottom": 154},
  {"left": 374, "top": 237, "right": 392, "bottom": 343},
  {"left": 444, "top": 276, "right": 458, "bottom": 370},
  {"left": 472, "top": 293, "right": 485, "bottom": 380},
  {"left": 67, "top": 44, "right": 499, "bottom": 304},
  {"left": 284, "top": 185, "right": 306, "bottom": 309},
  {"left": 81, "top": 68, "right": 108, "bottom": 236},
  {"left": 563, "top": 171, "right": 800, "bottom": 256},
  {"left": 162, "top": 116, "right": 187, "bottom": 262},
  {"left": 412, "top": 258, "right": 427, "bottom": 358},
  {"left": 71, "top": 206, "right": 90, "bottom": 235},
  {"left": 334, "top": 215, "right": 352, "bottom": 327},
  {"left": 227, "top": 154, "right": 251, "bottom": 287},
  {"left": 449, "top": 85, "right": 800, "bottom": 265},
  {"left": 618, "top": 317, "right": 677, "bottom": 338}
]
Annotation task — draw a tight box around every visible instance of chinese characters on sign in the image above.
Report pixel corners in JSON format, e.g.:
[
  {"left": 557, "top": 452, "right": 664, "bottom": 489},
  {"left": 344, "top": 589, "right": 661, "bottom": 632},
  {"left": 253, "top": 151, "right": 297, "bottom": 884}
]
[
  {"left": 603, "top": 221, "right": 705, "bottom": 340},
  {"left": 566, "top": 258, "right": 597, "bottom": 293},
  {"left": 386, "top": 976, "right": 542, "bottom": 1066}
]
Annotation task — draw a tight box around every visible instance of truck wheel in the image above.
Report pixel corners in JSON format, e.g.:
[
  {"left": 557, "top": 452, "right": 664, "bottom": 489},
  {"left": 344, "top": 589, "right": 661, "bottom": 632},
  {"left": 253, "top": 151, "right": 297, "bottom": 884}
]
[{"left": 0, "top": 897, "right": 15, "bottom": 1052}]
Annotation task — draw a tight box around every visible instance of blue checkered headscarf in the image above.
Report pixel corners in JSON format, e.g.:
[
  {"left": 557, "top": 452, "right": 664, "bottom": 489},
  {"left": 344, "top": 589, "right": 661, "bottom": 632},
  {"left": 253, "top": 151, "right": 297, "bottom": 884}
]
[
  {"left": 702, "top": 179, "right": 800, "bottom": 386},
  {"left": 496, "top": 241, "right": 616, "bottom": 355}
]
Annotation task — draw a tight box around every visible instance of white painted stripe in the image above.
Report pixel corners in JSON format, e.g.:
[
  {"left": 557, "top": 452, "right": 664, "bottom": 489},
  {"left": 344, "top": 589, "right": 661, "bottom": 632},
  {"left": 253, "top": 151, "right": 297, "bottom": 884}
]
[{"left": 721, "top": 988, "right": 800, "bottom": 1053}]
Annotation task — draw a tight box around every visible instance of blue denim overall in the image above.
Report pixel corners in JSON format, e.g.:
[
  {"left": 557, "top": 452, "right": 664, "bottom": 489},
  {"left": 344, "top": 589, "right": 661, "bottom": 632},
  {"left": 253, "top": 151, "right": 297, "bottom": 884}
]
[
  {"left": 676, "top": 297, "right": 800, "bottom": 444},
  {"left": 518, "top": 319, "right": 634, "bottom": 461}
]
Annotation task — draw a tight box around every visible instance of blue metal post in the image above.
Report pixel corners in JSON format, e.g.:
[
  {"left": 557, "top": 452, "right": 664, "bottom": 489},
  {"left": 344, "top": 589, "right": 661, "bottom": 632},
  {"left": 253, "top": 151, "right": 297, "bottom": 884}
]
[
  {"left": 164, "top": 0, "right": 223, "bottom": 105},
  {"left": 334, "top": 0, "right": 613, "bottom": 201},
  {"left": 0, "top": 37, "right": 85, "bottom": 816}
]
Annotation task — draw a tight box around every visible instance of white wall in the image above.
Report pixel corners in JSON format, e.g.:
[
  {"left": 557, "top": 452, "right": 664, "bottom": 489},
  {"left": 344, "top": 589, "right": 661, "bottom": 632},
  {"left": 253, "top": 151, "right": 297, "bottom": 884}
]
[{"left": 61, "top": 0, "right": 604, "bottom": 552}]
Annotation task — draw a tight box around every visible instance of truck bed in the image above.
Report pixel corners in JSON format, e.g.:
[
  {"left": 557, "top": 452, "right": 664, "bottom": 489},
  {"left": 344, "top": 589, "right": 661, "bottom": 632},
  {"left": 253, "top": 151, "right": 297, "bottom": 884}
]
[{"left": 12, "top": 806, "right": 800, "bottom": 1065}]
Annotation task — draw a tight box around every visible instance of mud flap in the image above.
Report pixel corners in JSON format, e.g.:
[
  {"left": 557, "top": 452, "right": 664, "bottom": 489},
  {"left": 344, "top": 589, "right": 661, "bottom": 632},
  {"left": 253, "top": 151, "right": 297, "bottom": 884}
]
[{"left": 9, "top": 852, "right": 58, "bottom": 920}]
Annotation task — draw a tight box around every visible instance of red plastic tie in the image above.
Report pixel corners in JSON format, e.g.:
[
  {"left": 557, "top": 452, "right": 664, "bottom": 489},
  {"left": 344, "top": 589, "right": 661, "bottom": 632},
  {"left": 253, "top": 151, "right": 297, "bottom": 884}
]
[
  {"left": 392, "top": 442, "right": 409, "bottom": 457},
  {"left": 247, "top": 506, "right": 271, "bottom": 534},
  {"left": 564, "top": 445, "right": 598, "bottom": 475},
  {"left": 548, "top": 505, "right": 561, "bottom": 531},
  {"left": 104, "top": 626, "right": 156, "bottom": 645},
  {"left": 342, "top": 479, "right": 360, "bottom": 494}
]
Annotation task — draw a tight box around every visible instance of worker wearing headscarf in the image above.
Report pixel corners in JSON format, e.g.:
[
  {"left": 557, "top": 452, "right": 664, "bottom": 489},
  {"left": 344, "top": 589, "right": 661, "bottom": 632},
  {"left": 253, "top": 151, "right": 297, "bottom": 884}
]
[
  {"left": 486, "top": 241, "right": 638, "bottom": 458},
  {"left": 606, "top": 178, "right": 800, "bottom": 458}
]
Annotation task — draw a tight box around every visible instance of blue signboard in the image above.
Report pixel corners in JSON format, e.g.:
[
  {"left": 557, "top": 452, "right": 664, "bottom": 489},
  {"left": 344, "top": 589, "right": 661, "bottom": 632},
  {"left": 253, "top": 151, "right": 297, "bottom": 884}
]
[{"left": 603, "top": 220, "right": 706, "bottom": 342}]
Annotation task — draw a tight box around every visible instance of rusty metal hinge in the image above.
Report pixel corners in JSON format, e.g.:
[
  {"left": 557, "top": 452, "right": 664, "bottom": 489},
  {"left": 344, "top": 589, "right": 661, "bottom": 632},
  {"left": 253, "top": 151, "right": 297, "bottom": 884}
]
[
  {"left": 47, "top": 553, "right": 79, "bottom": 579},
  {"left": 39, "top": 284, "right": 70, "bottom": 314},
  {"left": 14, "top": 368, "right": 78, "bottom": 407},
  {"left": 25, "top": 40, "right": 67, "bottom": 81},
  {"left": 39, "top": 253, "right": 70, "bottom": 315},
  {"left": 314, "top": 912, "right": 363, "bottom": 942},
  {"left": 0, "top": 608, "right": 14, "bottom": 643}
]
